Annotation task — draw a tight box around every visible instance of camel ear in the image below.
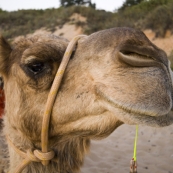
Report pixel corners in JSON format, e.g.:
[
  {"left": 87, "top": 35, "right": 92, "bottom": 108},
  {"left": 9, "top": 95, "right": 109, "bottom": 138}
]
[{"left": 0, "top": 35, "right": 12, "bottom": 75}]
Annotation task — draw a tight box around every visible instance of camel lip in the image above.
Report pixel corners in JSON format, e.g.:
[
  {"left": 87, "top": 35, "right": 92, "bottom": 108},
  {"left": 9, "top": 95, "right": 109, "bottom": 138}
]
[
  {"left": 97, "top": 89, "right": 173, "bottom": 127},
  {"left": 115, "top": 103, "right": 173, "bottom": 127},
  {"left": 131, "top": 111, "right": 173, "bottom": 127},
  {"left": 97, "top": 85, "right": 172, "bottom": 118},
  {"left": 106, "top": 96, "right": 171, "bottom": 118}
]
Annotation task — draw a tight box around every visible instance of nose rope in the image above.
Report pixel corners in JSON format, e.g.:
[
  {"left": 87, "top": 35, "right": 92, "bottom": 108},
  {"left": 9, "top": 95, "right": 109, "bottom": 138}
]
[
  {"left": 41, "top": 34, "right": 86, "bottom": 166},
  {"left": 6, "top": 35, "right": 86, "bottom": 173}
]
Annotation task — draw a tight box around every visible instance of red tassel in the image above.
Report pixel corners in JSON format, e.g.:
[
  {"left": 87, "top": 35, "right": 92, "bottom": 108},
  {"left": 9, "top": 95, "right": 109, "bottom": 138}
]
[{"left": 130, "top": 158, "right": 137, "bottom": 173}]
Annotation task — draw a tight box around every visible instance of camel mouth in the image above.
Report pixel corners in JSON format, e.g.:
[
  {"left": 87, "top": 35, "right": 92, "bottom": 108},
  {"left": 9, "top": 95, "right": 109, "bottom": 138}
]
[
  {"left": 115, "top": 105, "right": 173, "bottom": 127},
  {"left": 110, "top": 101, "right": 173, "bottom": 127},
  {"left": 97, "top": 88, "right": 173, "bottom": 127},
  {"left": 126, "top": 111, "right": 173, "bottom": 127}
]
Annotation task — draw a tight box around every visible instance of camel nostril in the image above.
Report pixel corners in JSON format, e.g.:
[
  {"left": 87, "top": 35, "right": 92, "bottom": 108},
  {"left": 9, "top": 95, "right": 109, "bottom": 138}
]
[{"left": 118, "top": 51, "right": 156, "bottom": 67}]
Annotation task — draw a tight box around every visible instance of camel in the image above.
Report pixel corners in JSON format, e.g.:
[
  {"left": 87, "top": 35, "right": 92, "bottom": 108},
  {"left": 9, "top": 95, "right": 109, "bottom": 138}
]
[{"left": 0, "top": 27, "right": 173, "bottom": 173}]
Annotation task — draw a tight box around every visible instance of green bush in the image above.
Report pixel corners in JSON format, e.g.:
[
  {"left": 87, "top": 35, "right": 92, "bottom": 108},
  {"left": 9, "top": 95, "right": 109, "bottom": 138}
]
[
  {"left": 1, "top": 0, "right": 173, "bottom": 39},
  {"left": 144, "top": 5, "right": 173, "bottom": 37}
]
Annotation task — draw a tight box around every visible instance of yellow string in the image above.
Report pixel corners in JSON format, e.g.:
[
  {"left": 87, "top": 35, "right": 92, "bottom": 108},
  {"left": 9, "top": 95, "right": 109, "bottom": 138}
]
[{"left": 133, "top": 125, "right": 138, "bottom": 161}]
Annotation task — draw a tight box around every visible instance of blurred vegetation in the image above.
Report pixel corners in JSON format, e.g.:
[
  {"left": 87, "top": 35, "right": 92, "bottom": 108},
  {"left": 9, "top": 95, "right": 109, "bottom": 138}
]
[
  {"left": 118, "top": 0, "right": 146, "bottom": 11},
  {"left": 1, "top": 0, "right": 173, "bottom": 40},
  {"left": 60, "top": 0, "right": 96, "bottom": 8}
]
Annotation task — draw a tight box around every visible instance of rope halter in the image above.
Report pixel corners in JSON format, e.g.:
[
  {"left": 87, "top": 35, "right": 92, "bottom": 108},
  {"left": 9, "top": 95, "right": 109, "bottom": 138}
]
[{"left": 7, "top": 35, "right": 86, "bottom": 173}]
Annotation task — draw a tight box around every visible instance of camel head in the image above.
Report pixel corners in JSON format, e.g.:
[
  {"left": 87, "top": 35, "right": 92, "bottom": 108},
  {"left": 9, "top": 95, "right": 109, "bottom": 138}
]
[{"left": 0, "top": 27, "right": 173, "bottom": 172}]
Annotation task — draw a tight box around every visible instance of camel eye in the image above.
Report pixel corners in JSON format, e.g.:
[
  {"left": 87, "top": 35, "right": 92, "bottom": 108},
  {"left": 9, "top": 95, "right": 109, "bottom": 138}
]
[{"left": 27, "top": 62, "right": 45, "bottom": 74}]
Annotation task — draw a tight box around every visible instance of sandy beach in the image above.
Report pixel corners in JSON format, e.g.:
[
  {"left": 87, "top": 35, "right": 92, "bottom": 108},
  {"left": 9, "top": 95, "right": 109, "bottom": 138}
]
[{"left": 81, "top": 124, "right": 173, "bottom": 173}]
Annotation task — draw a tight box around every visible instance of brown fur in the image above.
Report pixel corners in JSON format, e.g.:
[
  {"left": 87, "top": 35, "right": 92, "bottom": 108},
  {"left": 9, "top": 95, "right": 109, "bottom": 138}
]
[{"left": 0, "top": 27, "right": 173, "bottom": 172}]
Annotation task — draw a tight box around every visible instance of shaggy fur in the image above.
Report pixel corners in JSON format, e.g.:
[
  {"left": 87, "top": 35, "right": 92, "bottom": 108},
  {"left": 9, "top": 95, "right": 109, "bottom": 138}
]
[{"left": 0, "top": 27, "right": 173, "bottom": 172}]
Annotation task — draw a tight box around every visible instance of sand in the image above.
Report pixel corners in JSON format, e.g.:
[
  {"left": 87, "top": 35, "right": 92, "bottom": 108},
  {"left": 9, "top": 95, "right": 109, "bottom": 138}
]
[
  {"left": 81, "top": 124, "right": 173, "bottom": 173},
  {"left": 1, "top": 125, "right": 172, "bottom": 172}
]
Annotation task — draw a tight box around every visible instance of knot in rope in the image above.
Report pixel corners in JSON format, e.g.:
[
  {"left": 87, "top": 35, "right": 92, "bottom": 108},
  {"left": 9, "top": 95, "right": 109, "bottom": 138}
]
[{"left": 26, "top": 149, "right": 55, "bottom": 164}]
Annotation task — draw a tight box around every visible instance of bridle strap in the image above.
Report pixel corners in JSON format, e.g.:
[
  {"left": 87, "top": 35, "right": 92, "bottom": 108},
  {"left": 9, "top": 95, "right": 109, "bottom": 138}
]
[
  {"left": 7, "top": 35, "right": 86, "bottom": 173},
  {"left": 41, "top": 35, "right": 86, "bottom": 166}
]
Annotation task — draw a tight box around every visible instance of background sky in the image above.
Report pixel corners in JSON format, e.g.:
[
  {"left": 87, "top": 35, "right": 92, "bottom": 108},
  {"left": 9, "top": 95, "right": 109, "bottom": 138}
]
[{"left": 0, "top": 0, "right": 125, "bottom": 12}]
